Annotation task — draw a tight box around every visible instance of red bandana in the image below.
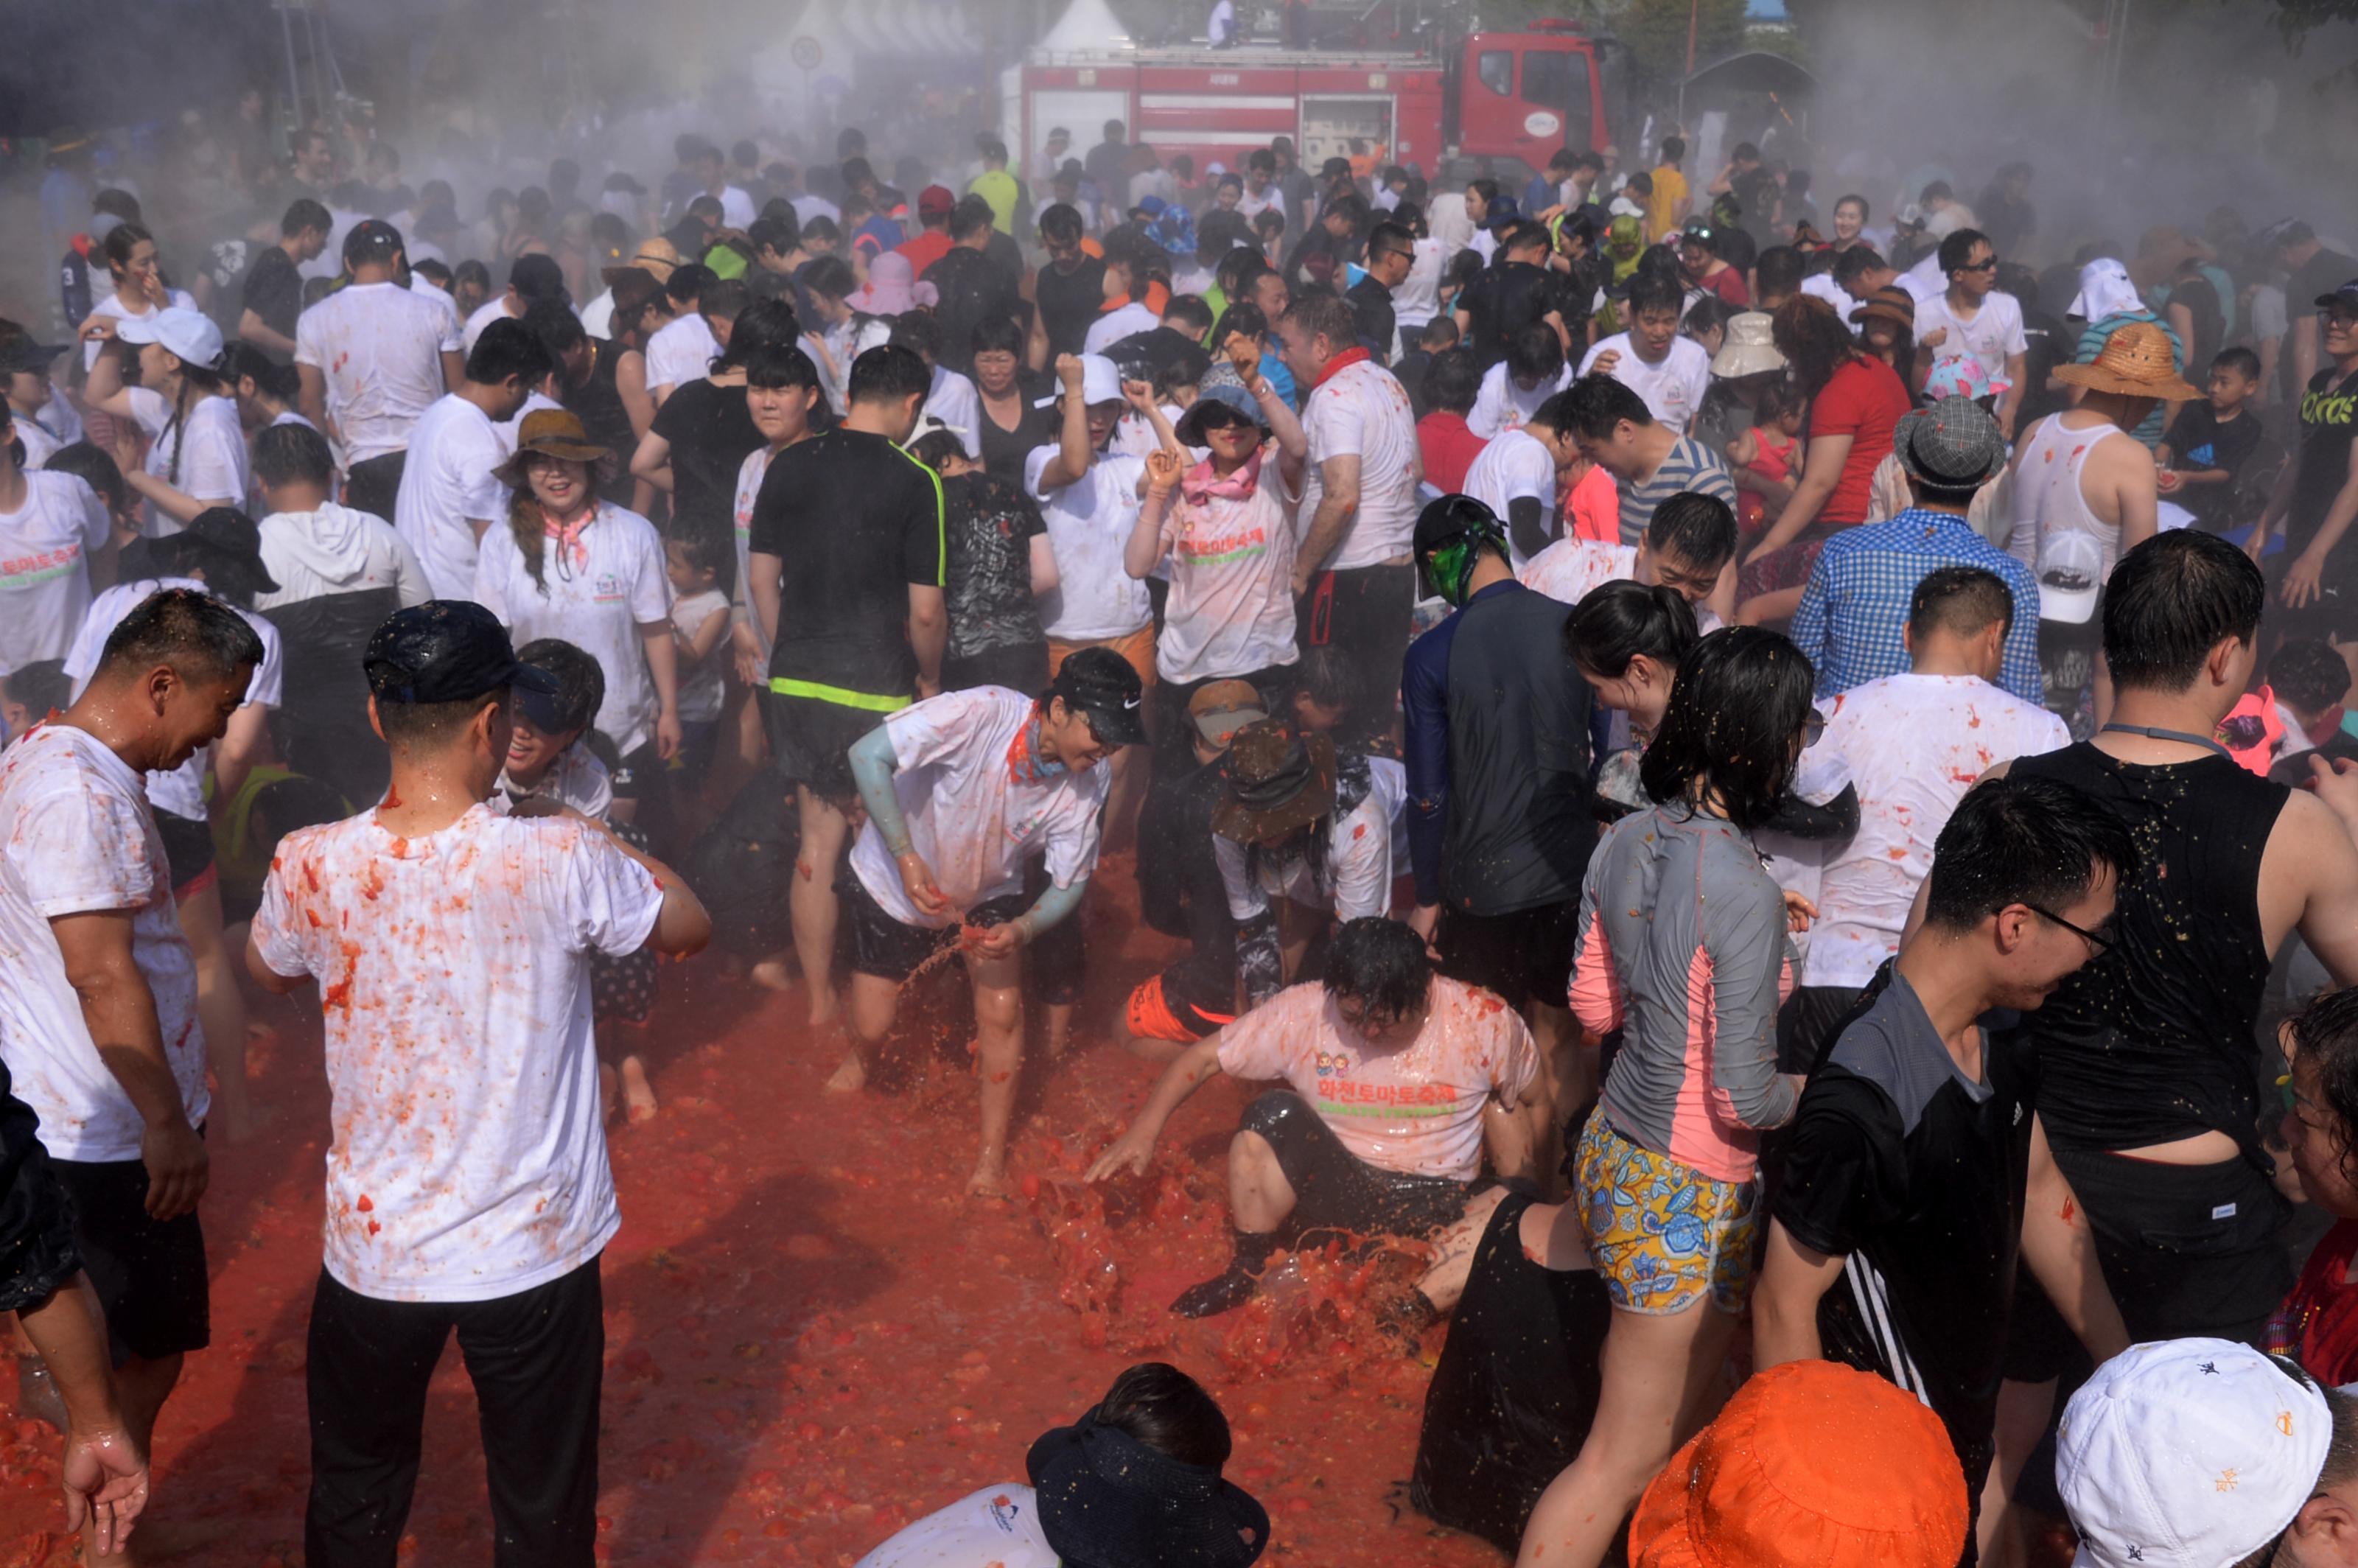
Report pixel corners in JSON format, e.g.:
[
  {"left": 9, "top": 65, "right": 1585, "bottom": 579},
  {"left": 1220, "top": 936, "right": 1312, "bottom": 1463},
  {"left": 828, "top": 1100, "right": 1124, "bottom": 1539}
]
[
  {"left": 1309, "top": 346, "right": 1373, "bottom": 391},
  {"left": 1006, "top": 716, "right": 1068, "bottom": 785}
]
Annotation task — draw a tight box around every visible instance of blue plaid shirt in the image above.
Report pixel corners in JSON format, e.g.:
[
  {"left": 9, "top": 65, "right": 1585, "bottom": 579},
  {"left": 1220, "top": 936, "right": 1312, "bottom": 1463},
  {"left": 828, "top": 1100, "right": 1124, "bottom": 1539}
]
[{"left": 1791, "top": 508, "right": 2044, "bottom": 704}]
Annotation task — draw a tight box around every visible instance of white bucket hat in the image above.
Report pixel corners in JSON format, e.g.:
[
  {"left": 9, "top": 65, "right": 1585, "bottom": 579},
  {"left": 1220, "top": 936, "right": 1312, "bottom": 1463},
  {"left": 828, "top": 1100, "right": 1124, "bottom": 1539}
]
[{"left": 1710, "top": 311, "right": 1785, "bottom": 379}]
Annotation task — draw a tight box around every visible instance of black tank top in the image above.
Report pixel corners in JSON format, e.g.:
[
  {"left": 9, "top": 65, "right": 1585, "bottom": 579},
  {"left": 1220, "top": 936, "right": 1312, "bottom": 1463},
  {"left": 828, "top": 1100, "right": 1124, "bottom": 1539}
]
[
  {"left": 2007, "top": 742, "right": 2287, "bottom": 1154},
  {"left": 566, "top": 341, "right": 637, "bottom": 503}
]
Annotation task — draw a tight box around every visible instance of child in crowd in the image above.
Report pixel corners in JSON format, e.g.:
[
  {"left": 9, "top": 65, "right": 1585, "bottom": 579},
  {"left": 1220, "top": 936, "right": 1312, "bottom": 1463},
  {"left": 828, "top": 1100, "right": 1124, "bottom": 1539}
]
[
  {"left": 904, "top": 420, "right": 1057, "bottom": 695},
  {"left": 665, "top": 526, "right": 734, "bottom": 796},
  {"left": 2257, "top": 638, "right": 2357, "bottom": 785},
  {"left": 2269, "top": 987, "right": 2358, "bottom": 1385},
  {"left": 2158, "top": 346, "right": 2264, "bottom": 532},
  {"left": 0, "top": 660, "right": 71, "bottom": 742},
  {"left": 1416, "top": 349, "right": 1487, "bottom": 499},
  {"left": 1395, "top": 315, "right": 1459, "bottom": 416},
  {"left": 1726, "top": 381, "right": 1805, "bottom": 542}
]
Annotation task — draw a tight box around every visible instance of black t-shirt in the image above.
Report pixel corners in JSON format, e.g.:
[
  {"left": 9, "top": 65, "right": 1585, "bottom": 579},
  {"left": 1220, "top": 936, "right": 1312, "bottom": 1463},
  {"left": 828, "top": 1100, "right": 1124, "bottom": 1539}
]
[
  {"left": 2166, "top": 402, "right": 2264, "bottom": 528},
  {"left": 651, "top": 377, "right": 763, "bottom": 537},
  {"left": 564, "top": 340, "right": 640, "bottom": 503},
  {"left": 1347, "top": 274, "right": 1398, "bottom": 363},
  {"left": 1036, "top": 255, "right": 1108, "bottom": 360},
  {"left": 941, "top": 471, "right": 1046, "bottom": 659},
  {"left": 1458, "top": 261, "right": 1583, "bottom": 368},
  {"left": 925, "top": 246, "right": 1026, "bottom": 378},
  {"left": 2291, "top": 365, "right": 2358, "bottom": 558},
  {"left": 2289, "top": 248, "right": 2358, "bottom": 323},
  {"left": 976, "top": 371, "right": 1060, "bottom": 484},
  {"left": 1773, "top": 972, "right": 2034, "bottom": 1488},
  {"left": 748, "top": 428, "right": 946, "bottom": 702},
  {"left": 239, "top": 246, "right": 305, "bottom": 354},
  {"left": 1715, "top": 225, "right": 1759, "bottom": 279}
]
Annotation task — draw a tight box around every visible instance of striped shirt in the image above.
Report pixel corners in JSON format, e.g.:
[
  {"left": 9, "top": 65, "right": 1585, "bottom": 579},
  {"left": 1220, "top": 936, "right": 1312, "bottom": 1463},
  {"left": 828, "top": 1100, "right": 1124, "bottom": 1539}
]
[
  {"left": 1617, "top": 435, "right": 1738, "bottom": 548},
  {"left": 2074, "top": 310, "right": 2184, "bottom": 450}
]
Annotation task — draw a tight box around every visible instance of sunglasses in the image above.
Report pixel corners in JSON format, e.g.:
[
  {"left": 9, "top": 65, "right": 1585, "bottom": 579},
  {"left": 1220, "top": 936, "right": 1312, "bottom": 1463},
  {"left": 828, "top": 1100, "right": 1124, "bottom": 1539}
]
[
  {"left": 1957, "top": 258, "right": 1999, "bottom": 273},
  {"left": 1195, "top": 409, "right": 1254, "bottom": 433},
  {"left": 2027, "top": 903, "right": 2114, "bottom": 953}
]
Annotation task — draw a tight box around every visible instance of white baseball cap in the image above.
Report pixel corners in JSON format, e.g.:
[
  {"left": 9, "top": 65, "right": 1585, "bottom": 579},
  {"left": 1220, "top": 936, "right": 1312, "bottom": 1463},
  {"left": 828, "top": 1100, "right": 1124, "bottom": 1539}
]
[
  {"left": 2034, "top": 530, "right": 2107, "bottom": 626},
  {"left": 1036, "top": 352, "right": 1124, "bottom": 409},
  {"left": 2059, "top": 1340, "right": 2333, "bottom": 1568},
  {"left": 114, "top": 307, "right": 225, "bottom": 371}
]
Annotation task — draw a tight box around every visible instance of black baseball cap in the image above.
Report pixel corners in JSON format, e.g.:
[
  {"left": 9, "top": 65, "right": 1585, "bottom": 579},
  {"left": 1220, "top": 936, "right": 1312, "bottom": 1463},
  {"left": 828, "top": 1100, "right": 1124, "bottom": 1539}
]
[
  {"left": 181, "top": 505, "right": 281, "bottom": 598},
  {"left": 2315, "top": 278, "right": 2358, "bottom": 312},
  {"left": 365, "top": 601, "right": 561, "bottom": 705},
  {"left": 1047, "top": 646, "right": 1148, "bottom": 746},
  {"left": 343, "top": 218, "right": 405, "bottom": 265}
]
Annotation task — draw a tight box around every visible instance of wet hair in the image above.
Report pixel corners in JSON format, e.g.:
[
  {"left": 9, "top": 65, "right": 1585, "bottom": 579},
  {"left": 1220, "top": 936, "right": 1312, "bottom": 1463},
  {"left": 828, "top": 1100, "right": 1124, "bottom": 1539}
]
[
  {"left": 1102, "top": 228, "right": 1169, "bottom": 290},
  {"left": 1418, "top": 315, "right": 1460, "bottom": 351},
  {"left": 1640, "top": 626, "right": 1815, "bottom": 831},
  {"left": 1038, "top": 203, "right": 1084, "bottom": 246},
  {"left": 2102, "top": 530, "right": 2264, "bottom": 693},
  {"left": 43, "top": 443, "right": 125, "bottom": 517},
  {"left": 948, "top": 195, "right": 996, "bottom": 243},
  {"left": 375, "top": 682, "right": 500, "bottom": 751},
  {"left": 1279, "top": 292, "right": 1358, "bottom": 354},
  {"left": 1937, "top": 228, "right": 1993, "bottom": 275},
  {"left": 1922, "top": 774, "right": 2137, "bottom": 932},
  {"left": 665, "top": 522, "right": 737, "bottom": 597},
  {"left": 3, "top": 659, "right": 71, "bottom": 721},
  {"left": 252, "top": 421, "right": 336, "bottom": 490},
  {"left": 411, "top": 257, "right": 453, "bottom": 288},
  {"left": 520, "top": 297, "right": 587, "bottom": 368},
  {"left": 95, "top": 586, "right": 264, "bottom": 688},
  {"left": 1562, "top": 372, "right": 1654, "bottom": 437},
  {"left": 906, "top": 426, "right": 967, "bottom": 471},
  {"left": 970, "top": 316, "right": 1026, "bottom": 360},
  {"left": 1294, "top": 645, "right": 1354, "bottom": 712},
  {"left": 748, "top": 214, "right": 800, "bottom": 258},
  {"left": 1323, "top": 192, "right": 1371, "bottom": 231},
  {"left": 1505, "top": 324, "right": 1567, "bottom": 385},
  {"left": 466, "top": 318, "right": 556, "bottom": 389},
  {"left": 2273, "top": 638, "right": 2353, "bottom": 714},
  {"left": 1566, "top": 580, "right": 1698, "bottom": 677},
  {"left": 1624, "top": 273, "right": 1684, "bottom": 321},
  {"left": 1754, "top": 379, "right": 1805, "bottom": 429},
  {"left": 1833, "top": 245, "right": 1888, "bottom": 289},
  {"left": 231, "top": 342, "right": 301, "bottom": 403},
  {"left": 1908, "top": 564, "right": 2015, "bottom": 643},
  {"left": 1414, "top": 347, "right": 1478, "bottom": 416},
  {"left": 699, "top": 279, "right": 752, "bottom": 326},
  {"left": 800, "top": 254, "right": 856, "bottom": 304},
  {"left": 887, "top": 312, "right": 942, "bottom": 363},
  {"left": 1164, "top": 295, "right": 1215, "bottom": 337},
  {"left": 508, "top": 253, "right": 568, "bottom": 307},
  {"left": 102, "top": 222, "right": 155, "bottom": 278},
  {"left": 1466, "top": 176, "right": 1500, "bottom": 209},
  {"left": 281, "top": 197, "right": 332, "bottom": 238},
  {"left": 1211, "top": 300, "right": 1269, "bottom": 351},
  {"left": 1680, "top": 295, "right": 1738, "bottom": 347},
  {"left": 1660, "top": 136, "right": 1686, "bottom": 162},
  {"left": 664, "top": 262, "right": 715, "bottom": 311},
  {"left": 1323, "top": 916, "right": 1433, "bottom": 1023},
  {"left": 741, "top": 340, "right": 820, "bottom": 392},
  {"left": 2289, "top": 988, "right": 2358, "bottom": 1192},
  {"left": 1754, "top": 245, "right": 1805, "bottom": 301},
  {"left": 1771, "top": 294, "right": 1867, "bottom": 399},
  {"left": 847, "top": 343, "right": 931, "bottom": 407},
  {"left": 1646, "top": 491, "right": 1739, "bottom": 573},
  {"left": 726, "top": 299, "right": 802, "bottom": 360},
  {"left": 453, "top": 259, "right": 493, "bottom": 296},
  {"left": 514, "top": 638, "right": 605, "bottom": 736},
  {"left": 800, "top": 215, "right": 841, "bottom": 246},
  {"left": 2214, "top": 345, "right": 2262, "bottom": 381}
]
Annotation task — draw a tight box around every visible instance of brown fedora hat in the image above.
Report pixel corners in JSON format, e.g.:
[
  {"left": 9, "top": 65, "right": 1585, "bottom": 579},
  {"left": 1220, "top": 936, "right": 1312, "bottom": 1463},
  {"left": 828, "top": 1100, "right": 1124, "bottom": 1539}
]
[
  {"left": 1211, "top": 721, "right": 1336, "bottom": 846},
  {"left": 491, "top": 408, "right": 619, "bottom": 489},
  {"left": 2054, "top": 320, "right": 2200, "bottom": 400}
]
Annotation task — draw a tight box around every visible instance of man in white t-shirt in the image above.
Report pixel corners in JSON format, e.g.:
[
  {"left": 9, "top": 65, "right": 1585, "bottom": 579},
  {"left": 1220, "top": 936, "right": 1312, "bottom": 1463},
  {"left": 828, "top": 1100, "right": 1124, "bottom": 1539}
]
[
  {"left": 1087, "top": 917, "right": 1542, "bottom": 1317},
  {"left": 1911, "top": 228, "right": 2029, "bottom": 438},
  {"left": 685, "top": 143, "right": 758, "bottom": 231},
  {"left": 1276, "top": 293, "right": 1423, "bottom": 750},
  {"left": 461, "top": 253, "right": 572, "bottom": 358},
  {"left": 392, "top": 320, "right": 553, "bottom": 600},
  {"left": 1464, "top": 391, "right": 1583, "bottom": 568},
  {"left": 641, "top": 265, "right": 721, "bottom": 407},
  {"left": 839, "top": 656, "right": 1141, "bottom": 1199},
  {"left": 0, "top": 587, "right": 261, "bottom": 1543},
  {"left": 0, "top": 401, "right": 111, "bottom": 676},
  {"left": 246, "top": 601, "right": 709, "bottom": 1565},
  {"left": 1576, "top": 272, "right": 1711, "bottom": 435},
  {"left": 1778, "top": 564, "right": 2068, "bottom": 1065},
  {"left": 295, "top": 221, "right": 464, "bottom": 519}
]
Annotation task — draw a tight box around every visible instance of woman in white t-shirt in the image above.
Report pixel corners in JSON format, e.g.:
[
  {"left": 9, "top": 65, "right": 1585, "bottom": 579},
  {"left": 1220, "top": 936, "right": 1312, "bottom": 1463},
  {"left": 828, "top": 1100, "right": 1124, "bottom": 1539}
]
[
  {"left": 475, "top": 409, "right": 680, "bottom": 805},
  {"left": 75, "top": 223, "right": 198, "bottom": 373},
  {"left": 82, "top": 306, "right": 248, "bottom": 537},
  {"left": 0, "top": 403, "right": 111, "bottom": 676}
]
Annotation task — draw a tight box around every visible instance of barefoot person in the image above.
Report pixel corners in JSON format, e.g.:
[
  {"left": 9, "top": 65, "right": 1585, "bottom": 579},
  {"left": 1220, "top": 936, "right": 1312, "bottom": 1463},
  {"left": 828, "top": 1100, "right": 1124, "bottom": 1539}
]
[
  {"left": 245, "top": 601, "right": 709, "bottom": 1565},
  {"left": 839, "top": 650, "right": 1144, "bottom": 1198},
  {"left": 1086, "top": 917, "right": 1544, "bottom": 1318},
  {"left": 0, "top": 587, "right": 259, "bottom": 1562}
]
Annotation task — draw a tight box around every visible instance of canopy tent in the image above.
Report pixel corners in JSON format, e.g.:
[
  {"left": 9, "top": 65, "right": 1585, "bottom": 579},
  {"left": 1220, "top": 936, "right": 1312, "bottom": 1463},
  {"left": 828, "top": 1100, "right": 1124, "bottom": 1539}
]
[
  {"left": 1682, "top": 49, "right": 1818, "bottom": 99},
  {"left": 1040, "top": 0, "right": 1134, "bottom": 54}
]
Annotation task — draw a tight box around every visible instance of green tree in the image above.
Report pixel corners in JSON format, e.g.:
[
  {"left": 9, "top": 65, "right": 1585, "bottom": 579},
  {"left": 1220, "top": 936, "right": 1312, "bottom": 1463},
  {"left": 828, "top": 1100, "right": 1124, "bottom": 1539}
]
[{"left": 1603, "top": 0, "right": 1750, "bottom": 79}]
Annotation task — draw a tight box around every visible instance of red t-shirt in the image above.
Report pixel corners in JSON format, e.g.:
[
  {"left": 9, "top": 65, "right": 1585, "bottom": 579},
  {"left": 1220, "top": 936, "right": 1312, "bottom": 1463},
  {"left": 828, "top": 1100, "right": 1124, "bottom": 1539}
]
[
  {"left": 896, "top": 231, "right": 955, "bottom": 277},
  {"left": 1419, "top": 411, "right": 1486, "bottom": 496},
  {"left": 1807, "top": 355, "right": 1911, "bottom": 528},
  {"left": 1698, "top": 265, "right": 1750, "bottom": 308},
  {"left": 2270, "top": 1218, "right": 2358, "bottom": 1386}
]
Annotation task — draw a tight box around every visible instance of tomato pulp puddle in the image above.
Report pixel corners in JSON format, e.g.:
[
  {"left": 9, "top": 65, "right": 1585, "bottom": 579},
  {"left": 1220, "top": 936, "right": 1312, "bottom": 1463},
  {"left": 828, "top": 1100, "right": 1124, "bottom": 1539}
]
[{"left": 0, "top": 857, "right": 1503, "bottom": 1567}]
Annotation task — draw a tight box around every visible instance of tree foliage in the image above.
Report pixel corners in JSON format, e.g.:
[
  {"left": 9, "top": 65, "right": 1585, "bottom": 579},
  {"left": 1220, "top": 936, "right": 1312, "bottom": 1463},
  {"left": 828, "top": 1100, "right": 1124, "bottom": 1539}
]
[{"left": 1607, "top": 0, "right": 1753, "bottom": 80}]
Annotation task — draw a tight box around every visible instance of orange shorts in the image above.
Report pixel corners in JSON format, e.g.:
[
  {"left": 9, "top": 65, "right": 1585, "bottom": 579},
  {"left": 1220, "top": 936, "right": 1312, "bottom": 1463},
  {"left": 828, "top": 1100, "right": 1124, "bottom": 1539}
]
[
  {"left": 1048, "top": 625, "right": 1157, "bottom": 692},
  {"left": 1123, "top": 973, "right": 1233, "bottom": 1045}
]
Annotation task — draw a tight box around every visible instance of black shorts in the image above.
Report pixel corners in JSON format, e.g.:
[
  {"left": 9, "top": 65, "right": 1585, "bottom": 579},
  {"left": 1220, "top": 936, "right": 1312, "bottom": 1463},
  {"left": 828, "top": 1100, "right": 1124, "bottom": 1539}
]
[
  {"left": 764, "top": 692, "right": 889, "bottom": 802},
  {"left": 942, "top": 643, "right": 1050, "bottom": 697},
  {"left": 842, "top": 873, "right": 1030, "bottom": 983},
  {"left": 52, "top": 1155, "right": 210, "bottom": 1366},
  {"left": 154, "top": 811, "right": 217, "bottom": 898},
  {"left": 1437, "top": 898, "right": 1581, "bottom": 1013},
  {"left": 1241, "top": 1090, "right": 1472, "bottom": 1242},
  {"left": 607, "top": 738, "right": 668, "bottom": 805}
]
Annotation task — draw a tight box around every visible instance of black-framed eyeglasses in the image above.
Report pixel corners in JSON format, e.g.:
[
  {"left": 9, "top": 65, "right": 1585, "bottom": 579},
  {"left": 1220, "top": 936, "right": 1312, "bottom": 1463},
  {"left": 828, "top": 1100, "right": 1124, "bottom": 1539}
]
[{"left": 2028, "top": 903, "right": 2113, "bottom": 953}]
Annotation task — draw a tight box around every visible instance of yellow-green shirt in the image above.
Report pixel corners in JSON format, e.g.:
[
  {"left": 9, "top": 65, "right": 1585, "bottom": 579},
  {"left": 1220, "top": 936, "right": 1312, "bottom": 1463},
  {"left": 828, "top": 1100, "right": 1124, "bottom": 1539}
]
[{"left": 969, "top": 169, "right": 1021, "bottom": 234}]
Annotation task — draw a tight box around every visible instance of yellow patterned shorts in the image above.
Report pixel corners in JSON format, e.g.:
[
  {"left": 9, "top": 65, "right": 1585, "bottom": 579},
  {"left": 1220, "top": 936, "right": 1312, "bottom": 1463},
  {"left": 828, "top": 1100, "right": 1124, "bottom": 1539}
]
[{"left": 1572, "top": 1109, "right": 1760, "bottom": 1316}]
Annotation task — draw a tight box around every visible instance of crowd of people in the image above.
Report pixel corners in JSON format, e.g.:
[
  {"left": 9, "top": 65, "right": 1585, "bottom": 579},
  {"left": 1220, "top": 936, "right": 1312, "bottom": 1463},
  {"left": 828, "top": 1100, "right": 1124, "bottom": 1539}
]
[{"left": 0, "top": 84, "right": 2355, "bottom": 1568}]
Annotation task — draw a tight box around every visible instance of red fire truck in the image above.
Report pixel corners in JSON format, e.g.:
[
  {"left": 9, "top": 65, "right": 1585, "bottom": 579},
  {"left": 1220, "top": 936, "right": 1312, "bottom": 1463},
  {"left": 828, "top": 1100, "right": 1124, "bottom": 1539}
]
[{"left": 1015, "top": 18, "right": 1632, "bottom": 192}]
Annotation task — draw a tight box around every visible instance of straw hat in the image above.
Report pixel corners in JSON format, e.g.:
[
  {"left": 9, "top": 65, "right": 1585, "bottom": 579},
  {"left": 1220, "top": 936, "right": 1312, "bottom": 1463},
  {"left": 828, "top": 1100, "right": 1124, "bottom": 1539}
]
[
  {"left": 1628, "top": 1359, "right": 1967, "bottom": 1568},
  {"left": 2054, "top": 320, "right": 2200, "bottom": 401},
  {"left": 491, "top": 408, "right": 620, "bottom": 489},
  {"left": 602, "top": 236, "right": 680, "bottom": 290}
]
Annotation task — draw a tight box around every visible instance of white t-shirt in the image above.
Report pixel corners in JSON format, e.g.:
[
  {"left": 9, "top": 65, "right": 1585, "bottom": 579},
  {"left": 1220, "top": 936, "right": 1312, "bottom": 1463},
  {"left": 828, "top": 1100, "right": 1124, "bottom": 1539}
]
[
  {"left": 124, "top": 386, "right": 247, "bottom": 537},
  {"left": 1519, "top": 536, "right": 1637, "bottom": 604},
  {"left": 1468, "top": 362, "right": 1573, "bottom": 440},
  {"left": 1898, "top": 252, "right": 1946, "bottom": 303},
  {"left": 64, "top": 577, "right": 283, "bottom": 822},
  {"left": 1027, "top": 447, "right": 1151, "bottom": 640},
  {"left": 1801, "top": 273, "right": 1861, "bottom": 329},
  {"left": 925, "top": 368, "right": 984, "bottom": 459},
  {"left": 645, "top": 313, "right": 721, "bottom": 394},
  {"left": 716, "top": 186, "right": 758, "bottom": 231},
  {"left": 791, "top": 193, "right": 842, "bottom": 228},
  {"left": 461, "top": 295, "right": 519, "bottom": 357},
  {"left": 1150, "top": 456, "right": 1301, "bottom": 683},
  {"left": 495, "top": 391, "right": 564, "bottom": 455},
  {"left": 0, "top": 470, "right": 111, "bottom": 675},
  {"left": 1577, "top": 333, "right": 1711, "bottom": 435},
  {"left": 1464, "top": 427, "right": 1559, "bottom": 570},
  {"left": 393, "top": 393, "right": 511, "bottom": 601},
  {"left": 1300, "top": 357, "right": 1421, "bottom": 570},
  {"left": 1392, "top": 237, "right": 1447, "bottom": 332},
  {"left": 1791, "top": 672, "right": 2069, "bottom": 990},
  {"left": 579, "top": 289, "right": 616, "bottom": 342},
  {"left": 408, "top": 275, "right": 463, "bottom": 344},
  {"left": 1214, "top": 755, "right": 1402, "bottom": 923},
  {"left": 853, "top": 1485, "right": 1057, "bottom": 1568},
  {"left": 671, "top": 587, "right": 731, "bottom": 724},
  {"left": 253, "top": 501, "right": 433, "bottom": 612},
  {"left": 295, "top": 281, "right": 461, "bottom": 465},
  {"left": 250, "top": 803, "right": 662, "bottom": 1303},
  {"left": 474, "top": 503, "right": 674, "bottom": 755},
  {"left": 1912, "top": 289, "right": 2027, "bottom": 390},
  {"left": 1083, "top": 301, "right": 1161, "bottom": 356},
  {"left": 83, "top": 288, "right": 199, "bottom": 371},
  {"left": 0, "top": 722, "right": 208, "bottom": 1161},
  {"left": 500, "top": 746, "right": 614, "bottom": 822},
  {"left": 848, "top": 687, "right": 1110, "bottom": 930},
  {"left": 13, "top": 416, "right": 61, "bottom": 471}
]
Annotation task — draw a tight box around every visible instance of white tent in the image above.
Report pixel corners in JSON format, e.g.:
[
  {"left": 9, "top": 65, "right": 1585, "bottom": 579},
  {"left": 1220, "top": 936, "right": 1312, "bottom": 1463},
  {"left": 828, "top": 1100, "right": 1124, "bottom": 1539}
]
[{"left": 1039, "top": 0, "right": 1133, "bottom": 53}]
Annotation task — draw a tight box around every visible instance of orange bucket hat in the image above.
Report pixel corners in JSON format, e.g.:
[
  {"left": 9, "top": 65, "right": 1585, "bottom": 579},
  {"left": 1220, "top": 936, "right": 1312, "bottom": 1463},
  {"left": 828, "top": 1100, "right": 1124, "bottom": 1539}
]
[{"left": 1628, "top": 1361, "right": 1967, "bottom": 1568}]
